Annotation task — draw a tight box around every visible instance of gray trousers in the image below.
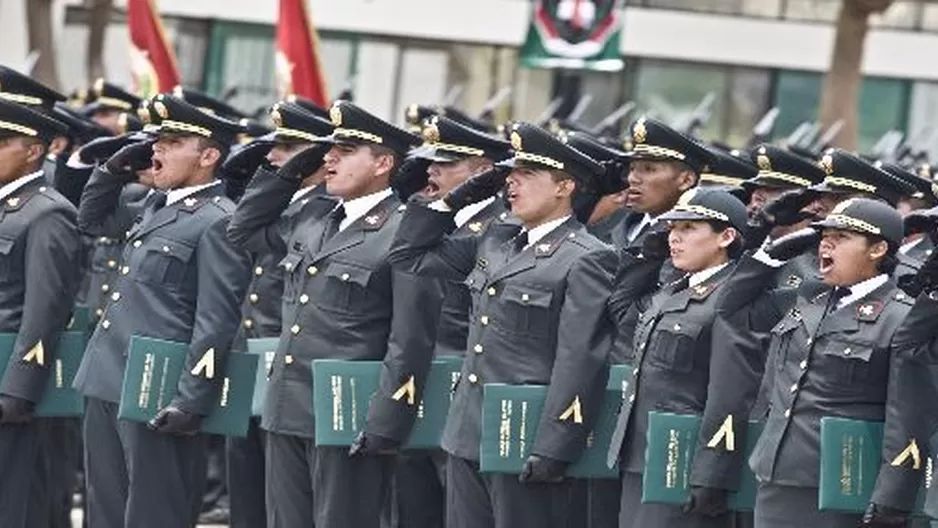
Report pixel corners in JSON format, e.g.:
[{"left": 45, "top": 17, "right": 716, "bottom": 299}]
[
  {"left": 227, "top": 417, "right": 266, "bottom": 528},
  {"left": 753, "top": 483, "right": 858, "bottom": 528},
  {"left": 387, "top": 449, "right": 447, "bottom": 528},
  {"left": 586, "top": 478, "right": 621, "bottom": 528},
  {"left": 618, "top": 471, "right": 734, "bottom": 528},
  {"left": 0, "top": 421, "right": 45, "bottom": 528},
  {"left": 445, "top": 454, "right": 574, "bottom": 528},
  {"left": 83, "top": 398, "right": 207, "bottom": 528},
  {"left": 265, "top": 431, "right": 394, "bottom": 528}
]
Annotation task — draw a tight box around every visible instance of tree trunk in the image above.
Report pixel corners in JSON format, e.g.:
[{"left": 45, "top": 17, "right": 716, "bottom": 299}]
[
  {"left": 26, "top": 0, "right": 61, "bottom": 90},
  {"left": 87, "top": 0, "right": 114, "bottom": 83},
  {"left": 818, "top": 0, "right": 894, "bottom": 150}
]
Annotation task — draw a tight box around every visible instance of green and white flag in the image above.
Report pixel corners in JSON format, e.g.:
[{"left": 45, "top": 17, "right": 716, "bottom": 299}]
[{"left": 520, "top": 0, "right": 625, "bottom": 72}]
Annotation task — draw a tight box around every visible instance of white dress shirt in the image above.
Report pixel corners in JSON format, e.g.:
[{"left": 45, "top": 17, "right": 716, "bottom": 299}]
[
  {"left": 835, "top": 273, "right": 888, "bottom": 310},
  {"left": 453, "top": 196, "right": 495, "bottom": 228},
  {"left": 337, "top": 188, "right": 393, "bottom": 232},
  {"left": 689, "top": 262, "right": 729, "bottom": 287},
  {"left": 627, "top": 213, "right": 659, "bottom": 243},
  {"left": 900, "top": 236, "right": 924, "bottom": 255},
  {"left": 522, "top": 215, "right": 571, "bottom": 250},
  {"left": 166, "top": 180, "right": 221, "bottom": 206},
  {"left": 0, "top": 170, "right": 45, "bottom": 202},
  {"left": 290, "top": 185, "right": 317, "bottom": 205}
]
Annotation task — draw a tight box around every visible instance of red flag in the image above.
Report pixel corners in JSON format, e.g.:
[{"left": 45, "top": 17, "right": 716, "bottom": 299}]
[
  {"left": 276, "top": 0, "right": 329, "bottom": 106},
  {"left": 127, "top": 0, "right": 181, "bottom": 97}
]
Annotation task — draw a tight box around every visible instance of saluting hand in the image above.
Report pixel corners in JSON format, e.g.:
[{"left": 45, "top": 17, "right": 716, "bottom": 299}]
[
  {"left": 104, "top": 139, "right": 156, "bottom": 175},
  {"left": 221, "top": 139, "right": 275, "bottom": 182},
  {"left": 0, "top": 395, "right": 35, "bottom": 425},
  {"left": 766, "top": 227, "right": 819, "bottom": 261},
  {"left": 147, "top": 405, "right": 202, "bottom": 436},
  {"left": 276, "top": 142, "right": 331, "bottom": 183},
  {"left": 901, "top": 245, "right": 938, "bottom": 297},
  {"left": 640, "top": 229, "right": 671, "bottom": 261},
  {"left": 759, "top": 189, "right": 817, "bottom": 228},
  {"left": 443, "top": 165, "right": 511, "bottom": 211},
  {"left": 79, "top": 132, "right": 145, "bottom": 165},
  {"left": 518, "top": 455, "right": 567, "bottom": 484},
  {"left": 390, "top": 156, "right": 432, "bottom": 202}
]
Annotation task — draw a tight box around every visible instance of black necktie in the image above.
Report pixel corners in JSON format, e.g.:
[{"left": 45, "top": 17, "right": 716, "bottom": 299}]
[
  {"left": 324, "top": 204, "right": 346, "bottom": 241},
  {"left": 825, "top": 286, "right": 851, "bottom": 316},
  {"left": 669, "top": 274, "right": 691, "bottom": 293},
  {"left": 510, "top": 231, "right": 528, "bottom": 258},
  {"left": 150, "top": 192, "right": 167, "bottom": 212}
]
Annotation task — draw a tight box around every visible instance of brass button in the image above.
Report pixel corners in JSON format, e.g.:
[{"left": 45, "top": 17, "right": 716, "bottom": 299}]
[
  {"left": 628, "top": 394, "right": 635, "bottom": 403},
  {"left": 784, "top": 408, "right": 791, "bottom": 418},
  {"left": 284, "top": 262, "right": 293, "bottom": 271},
  {"left": 107, "top": 260, "right": 117, "bottom": 269},
  {"left": 843, "top": 348, "right": 852, "bottom": 356},
  {"left": 111, "top": 292, "right": 120, "bottom": 302},
  {"left": 94, "top": 308, "right": 103, "bottom": 317},
  {"left": 799, "top": 360, "right": 808, "bottom": 370},
  {"left": 480, "top": 315, "right": 489, "bottom": 325},
  {"left": 806, "top": 338, "right": 813, "bottom": 346},
  {"left": 467, "top": 373, "right": 478, "bottom": 384},
  {"left": 249, "top": 293, "right": 259, "bottom": 304},
  {"left": 121, "top": 266, "right": 130, "bottom": 275},
  {"left": 101, "top": 320, "right": 110, "bottom": 329},
  {"left": 285, "top": 355, "right": 294, "bottom": 365},
  {"left": 299, "top": 294, "right": 309, "bottom": 304},
  {"left": 243, "top": 319, "right": 253, "bottom": 329},
  {"left": 473, "top": 344, "right": 483, "bottom": 354},
  {"left": 307, "top": 266, "right": 318, "bottom": 276},
  {"left": 101, "top": 284, "right": 110, "bottom": 292},
  {"left": 162, "top": 245, "right": 170, "bottom": 253},
  {"left": 790, "top": 383, "right": 798, "bottom": 393},
  {"left": 341, "top": 273, "right": 350, "bottom": 281},
  {"left": 639, "top": 341, "right": 646, "bottom": 350},
  {"left": 291, "top": 324, "right": 300, "bottom": 335},
  {"left": 487, "top": 287, "right": 496, "bottom": 296},
  {"left": 133, "top": 240, "right": 142, "bottom": 248},
  {"left": 673, "top": 323, "right": 681, "bottom": 331},
  {"left": 521, "top": 293, "right": 530, "bottom": 302},
  {"left": 632, "top": 368, "right": 639, "bottom": 376},
  {"left": 254, "top": 266, "right": 264, "bottom": 276}
]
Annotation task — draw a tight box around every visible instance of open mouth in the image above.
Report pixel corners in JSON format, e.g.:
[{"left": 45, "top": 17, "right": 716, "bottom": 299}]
[
  {"left": 506, "top": 190, "right": 518, "bottom": 203},
  {"left": 425, "top": 180, "right": 440, "bottom": 194},
  {"left": 819, "top": 253, "right": 834, "bottom": 274},
  {"left": 324, "top": 168, "right": 337, "bottom": 180},
  {"left": 150, "top": 157, "right": 164, "bottom": 173}
]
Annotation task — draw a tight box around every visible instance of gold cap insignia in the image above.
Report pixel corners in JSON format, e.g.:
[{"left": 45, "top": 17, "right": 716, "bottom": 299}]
[
  {"left": 137, "top": 100, "right": 151, "bottom": 124},
  {"left": 510, "top": 131, "right": 523, "bottom": 151},
  {"left": 329, "top": 105, "right": 343, "bottom": 126},
  {"left": 632, "top": 118, "right": 647, "bottom": 144},
  {"left": 270, "top": 107, "right": 283, "bottom": 128},
  {"left": 172, "top": 85, "right": 185, "bottom": 98},
  {"left": 406, "top": 104, "right": 419, "bottom": 124},
  {"left": 93, "top": 78, "right": 105, "bottom": 96},
  {"left": 154, "top": 101, "right": 168, "bottom": 120},
  {"left": 548, "top": 119, "right": 562, "bottom": 134},
  {"left": 757, "top": 154, "right": 772, "bottom": 171},
  {"left": 819, "top": 153, "right": 834, "bottom": 175},
  {"left": 422, "top": 123, "right": 440, "bottom": 144}
]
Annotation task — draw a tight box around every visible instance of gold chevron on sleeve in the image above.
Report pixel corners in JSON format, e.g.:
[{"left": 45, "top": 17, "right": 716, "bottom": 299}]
[
  {"left": 190, "top": 348, "right": 216, "bottom": 379},
  {"left": 706, "top": 415, "right": 736, "bottom": 452},
  {"left": 891, "top": 439, "right": 922, "bottom": 470},
  {"left": 392, "top": 375, "right": 417, "bottom": 405},
  {"left": 22, "top": 342, "right": 45, "bottom": 366},
  {"left": 559, "top": 395, "right": 583, "bottom": 424}
]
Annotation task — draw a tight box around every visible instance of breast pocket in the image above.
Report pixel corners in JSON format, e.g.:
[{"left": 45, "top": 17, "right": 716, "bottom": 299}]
[
  {"left": 318, "top": 261, "right": 372, "bottom": 313},
  {"left": 277, "top": 252, "right": 304, "bottom": 303},
  {"left": 769, "top": 317, "right": 801, "bottom": 372},
  {"left": 819, "top": 340, "right": 876, "bottom": 387},
  {"left": 136, "top": 236, "right": 195, "bottom": 288},
  {"left": 494, "top": 283, "right": 554, "bottom": 337},
  {"left": 0, "top": 236, "right": 15, "bottom": 274},
  {"left": 646, "top": 319, "right": 703, "bottom": 373}
]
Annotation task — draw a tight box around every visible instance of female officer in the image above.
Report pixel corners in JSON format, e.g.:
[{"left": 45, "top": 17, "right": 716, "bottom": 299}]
[{"left": 609, "top": 187, "right": 747, "bottom": 528}]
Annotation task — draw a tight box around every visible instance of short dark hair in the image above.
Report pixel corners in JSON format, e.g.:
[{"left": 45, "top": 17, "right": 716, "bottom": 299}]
[
  {"left": 196, "top": 137, "right": 229, "bottom": 168},
  {"left": 863, "top": 233, "right": 898, "bottom": 274},
  {"left": 705, "top": 219, "right": 745, "bottom": 259},
  {"left": 367, "top": 144, "right": 401, "bottom": 176}
]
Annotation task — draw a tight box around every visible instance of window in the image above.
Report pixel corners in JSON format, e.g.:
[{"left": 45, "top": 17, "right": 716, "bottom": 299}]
[
  {"left": 783, "top": 0, "right": 839, "bottom": 23},
  {"left": 905, "top": 82, "right": 938, "bottom": 160}
]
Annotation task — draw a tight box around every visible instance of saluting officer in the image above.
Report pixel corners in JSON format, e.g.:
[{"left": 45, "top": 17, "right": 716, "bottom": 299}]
[
  {"left": 227, "top": 101, "right": 436, "bottom": 528},
  {"left": 81, "top": 79, "right": 143, "bottom": 136},
  {"left": 562, "top": 131, "right": 630, "bottom": 246},
  {"left": 875, "top": 161, "right": 938, "bottom": 266},
  {"left": 389, "top": 122, "right": 617, "bottom": 528},
  {"left": 222, "top": 100, "right": 335, "bottom": 528},
  {"left": 711, "top": 196, "right": 921, "bottom": 527},
  {"left": 607, "top": 189, "right": 748, "bottom": 528},
  {"left": 0, "top": 98, "right": 82, "bottom": 527},
  {"left": 73, "top": 94, "right": 252, "bottom": 528}
]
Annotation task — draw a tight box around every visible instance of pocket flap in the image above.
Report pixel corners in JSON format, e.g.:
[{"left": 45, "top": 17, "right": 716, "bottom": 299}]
[
  {"left": 501, "top": 283, "right": 553, "bottom": 308},
  {"left": 278, "top": 252, "right": 303, "bottom": 272},
  {"left": 464, "top": 268, "right": 486, "bottom": 292},
  {"left": 821, "top": 340, "right": 874, "bottom": 362},
  {"left": 657, "top": 318, "right": 703, "bottom": 339},
  {"left": 0, "top": 236, "right": 15, "bottom": 255},
  {"left": 145, "top": 236, "right": 195, "bottom": 262},
  {"left": 324, "top": 261, "right": 372, "bottom": 287}
]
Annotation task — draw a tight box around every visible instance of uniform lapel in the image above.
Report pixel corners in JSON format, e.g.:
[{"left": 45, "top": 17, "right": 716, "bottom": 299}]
[
  {"left": 454, "top": 199, "right": 504, "bottom": 237},
  {"left": 488, "top": 218, "right": 577, "bottom": 284},
  {"left": 313, "top": 194, "right": 398, "bottom": 263},
  {"left": 0, "top": 177, "right": 47, "bottom": 223},
  {"left": 816, "top": 280, "right": 894, "bottom": 338}
]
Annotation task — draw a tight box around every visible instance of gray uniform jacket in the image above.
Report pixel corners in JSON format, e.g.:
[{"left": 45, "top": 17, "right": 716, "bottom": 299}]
[
  {"left": 0, "top": 177, "right": 82, "bottom": 402},
  {"left": 389, "top": 203, "right": 618, "bottom": 463},
  {"left": 73, "top": 168, "right": 252, "bottom": 415},
  {"left": 227, "top": 168, "right": 441, "bottom": 443}
]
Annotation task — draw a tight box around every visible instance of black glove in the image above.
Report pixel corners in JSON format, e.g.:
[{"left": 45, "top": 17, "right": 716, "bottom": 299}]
[
  {"left": 147, "top": 406, "right": 203, "bottom": 436},
  {"left": 390, "top": 156, "right": 431, "bottom": 202},
  {"left": 904, "top": 210, "right": 938, "bottom": 241},
  {"left": 221, "top": 140, "right": 274, "bottom": 182},
  {"left": 78, "top": 133, "right": 140, "bottom": 165},
  {"left": 761, "top": 189, "right": 817, "bottom": 227},
  {"left": 641, "top": 229, "right": 671, "bottom": 261},
  {"left": 572, "top": 189, "right": 601, "bottom": 224},
  {"left": 276, "top": 142, "right": 331, "bottom": 183},
  {"left": 443, "top": 165, "right": 510, "bottom": 211},
  {"left": 900, "top": 246, "right": 938, "bottom": 297},
  {"left": 0, "top": 395, "right": 35, "bottom": 425},
  {"left": 348, "top": 431, "right": 400, "bottom": 457},
  {"left": 766, "top": 228, "right": 819, "bottom": 261},
  {"left": 104, "top": 139, "right": 155, "bottom": 175},
  {"left": 597, "top": 159, "right": 629, "bottom": 195},
  {"left": 682, "top": 486, "right": 730, "bottom": 517},
  {"left": 518, "top": 455, "right": 568, "bottom": 484},
  {"left": 859, "top": 503, "right": 909, "bottom": 527}
]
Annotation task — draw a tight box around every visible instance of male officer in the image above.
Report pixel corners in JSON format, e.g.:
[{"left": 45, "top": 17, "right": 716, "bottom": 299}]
[
  {"left": 82, "top": 79, "right": 142, "bottom": 135},
  {"left": 876, "top": 161, "right": 938, "bottom": 264},
  {"left": 389, "top": 122, "right": 617, "bottom": 528},
  {"left": 0, "top": 98, "right": 81, "bottom": 528},
  {"left": 562, "top": 131, "right": 630, "bottom": 246},
  {"left": 73, "top": 94, "right": 251, "bottom": 528},
  {"left": 227, "top": 101, "right": 434, "bottom": 528},
  {"left": 0, "top": 66, "right": 69, "bottom": 182},
  {"left": 383, "top": 115, "right": 512, "bottom": 528},
  {"left": 221, "top": 100, "right": 335, "bottom": 528}
]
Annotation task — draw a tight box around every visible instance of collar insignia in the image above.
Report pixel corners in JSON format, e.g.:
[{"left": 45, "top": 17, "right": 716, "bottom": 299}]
[
  {"left": 468, "top": 221, "right": 483, "bottom": 233},
  {"left": 183, "top": 197, "right": 198, "bottom": 207},
  {"left": 6, "top": 197, "right": 19, "bottom": 208},
  {"left": 365, "top": 215, "right": 380, "bottom": 226}
]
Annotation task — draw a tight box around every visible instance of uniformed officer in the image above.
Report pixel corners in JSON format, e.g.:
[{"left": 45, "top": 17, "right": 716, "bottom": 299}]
[
  {"left": 562, "top": 131, "right": 630, "bottom": 245},
  {"left": 81, "top": 79, "right": 142, "bottom": 136},
  {"left": 696, "top": 147, "right": 758, "bottom": 198},
  {"left": 389, "top": 122, "right": 618, "bottom": 528},
  {"left": 0, "top": 98, "right": 82, "bottom": 527},
  {"left": 607, "top": 188, "right": 747, "bottom": 528},
  {"left": 712, "top": 198, "right": 919, "bottom": 527},
  {"left": 381, "top": 114, "right": 512, "bottom": 528},
  {"left": 876, "top": 161, "right": 938, "bottom": 264},
  {"left": 227, "top": 101, "right": 434, "bottom": 528},
  {"left": 221, "top": 100, "right": 335, "bottom": 528},
  {"left": 73, "top": 94, "right": 252, "bottom": 528}
]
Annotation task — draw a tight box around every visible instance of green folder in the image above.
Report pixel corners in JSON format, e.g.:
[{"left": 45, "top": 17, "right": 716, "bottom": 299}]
[
  {"left": 818, "top": 417, "right": 883, "bottom": 513},
  {"left": 311, "top": 357, "right": 465, "bottom": 448},
  {"left": 0, "top": 312, "right": 90, "bottom": 417},
  {"left": 478, "top": 365, "right": 632, "bottom": 479},
  {"left": 117, "top": 336, "right": 258, "bottom": 437},
  {"left": 641, "top": 412, "right": 763, "bottom": 510},
  {"left": 246, "top": 338, "right": 280, "bottom": 417}
]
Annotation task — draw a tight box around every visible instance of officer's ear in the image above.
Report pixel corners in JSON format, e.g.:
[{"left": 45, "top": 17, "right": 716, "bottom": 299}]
[
  {"left": 22, "top": 138, "right": 46, "bottom": 166},
  {"left": 197, "top": 140, "right": 223, "bottom": 169},
  {"left": 717, "top": 227, "right": 739, "bottom": 249},
  {"left": 867, "top": 239, "right": 888, "bottom": 262}
]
